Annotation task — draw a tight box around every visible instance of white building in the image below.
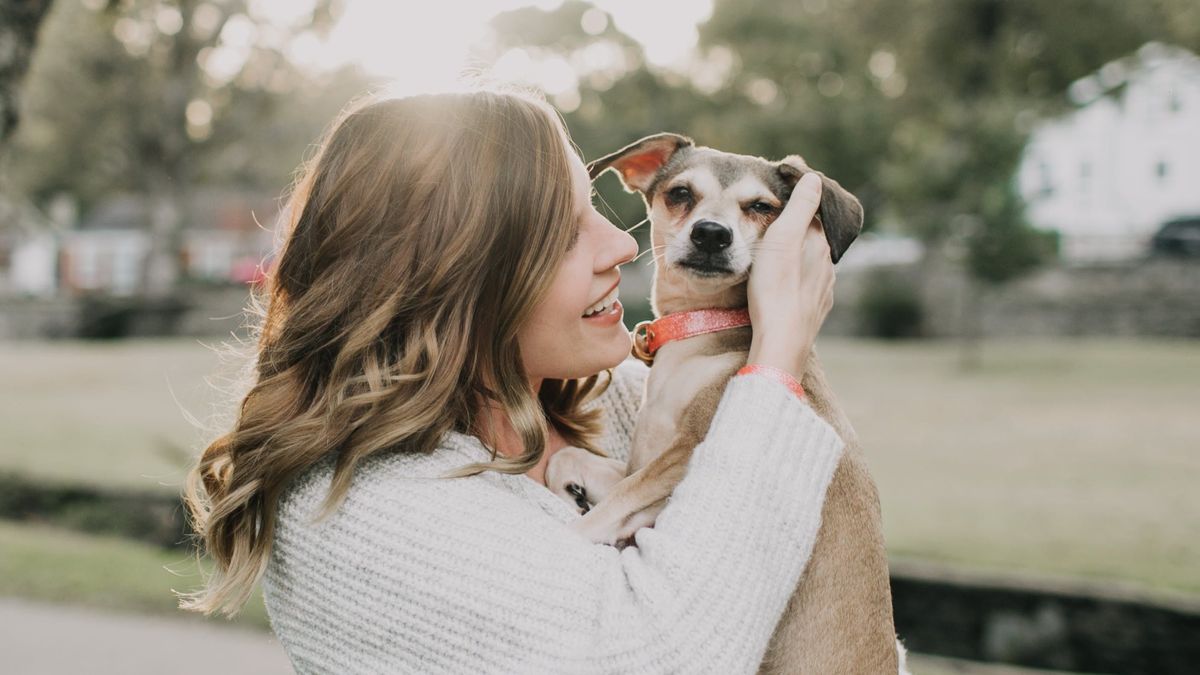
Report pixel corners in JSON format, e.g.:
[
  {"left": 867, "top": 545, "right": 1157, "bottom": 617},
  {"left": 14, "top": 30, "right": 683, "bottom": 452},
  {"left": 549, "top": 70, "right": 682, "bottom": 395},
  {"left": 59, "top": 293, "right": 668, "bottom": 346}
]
[
  {"left": 1, "top": 190, "right": 278, "bottom": 298},
  {"left": 0, "top": 195, "right": 62, "bottom": 298},
  {"left": 1017, "top": 43, "right": 1200, "bottom": 262}
]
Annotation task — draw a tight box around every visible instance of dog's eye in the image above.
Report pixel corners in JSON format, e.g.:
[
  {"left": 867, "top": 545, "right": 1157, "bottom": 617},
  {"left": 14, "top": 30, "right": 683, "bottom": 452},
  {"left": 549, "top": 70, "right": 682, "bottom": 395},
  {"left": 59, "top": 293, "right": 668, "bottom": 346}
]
[
  {"left": 748, "top": 201, "right": 776, "bottom": 214},
  {"left": 666, "top": 186, "right": 692, "bottom": 204}
]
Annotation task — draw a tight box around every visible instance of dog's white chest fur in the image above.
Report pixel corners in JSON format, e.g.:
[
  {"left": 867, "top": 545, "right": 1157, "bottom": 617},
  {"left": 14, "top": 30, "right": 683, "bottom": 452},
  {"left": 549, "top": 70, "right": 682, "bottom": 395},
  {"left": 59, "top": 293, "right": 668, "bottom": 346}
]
[{"left": 627, "top": 337, "right": 745, "bottom": 474}]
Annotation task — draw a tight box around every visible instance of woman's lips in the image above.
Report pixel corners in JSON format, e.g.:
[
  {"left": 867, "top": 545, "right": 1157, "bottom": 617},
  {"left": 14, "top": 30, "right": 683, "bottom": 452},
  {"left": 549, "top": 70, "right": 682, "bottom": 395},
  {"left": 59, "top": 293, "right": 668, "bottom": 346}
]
[{"left": 582, "top": 299, "right": 623, "bottom": 326}]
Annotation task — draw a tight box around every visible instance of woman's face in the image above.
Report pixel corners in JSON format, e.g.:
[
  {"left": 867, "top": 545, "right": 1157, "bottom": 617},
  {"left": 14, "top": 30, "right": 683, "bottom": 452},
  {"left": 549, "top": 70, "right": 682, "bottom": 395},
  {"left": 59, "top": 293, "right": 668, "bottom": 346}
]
[{"left": 518, "top": 140, "right": 639, "bottom": 382}]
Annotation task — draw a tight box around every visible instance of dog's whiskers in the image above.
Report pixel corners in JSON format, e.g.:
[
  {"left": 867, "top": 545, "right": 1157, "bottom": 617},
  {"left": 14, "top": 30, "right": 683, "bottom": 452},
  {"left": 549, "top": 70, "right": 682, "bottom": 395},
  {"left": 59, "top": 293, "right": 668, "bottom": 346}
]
[
  {"left": 749, "top": 242, "right": 794, "bottom": 253},
  {"left": 622, "top": 217, "right": 649, "bottom": 235},
  {"left": 590, "top": 188, "right": 649, "bottom": 236},
  {"left": 633, "top": 244, "right": 669, "bottom": 263}
]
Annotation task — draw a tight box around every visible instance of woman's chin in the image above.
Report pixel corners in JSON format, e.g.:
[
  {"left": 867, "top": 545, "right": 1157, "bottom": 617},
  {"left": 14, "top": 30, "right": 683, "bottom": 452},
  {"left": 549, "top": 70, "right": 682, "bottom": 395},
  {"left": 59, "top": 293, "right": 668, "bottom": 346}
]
[
  {"left": 602, "top": 330, "right": 634, "bottom": 367},
  {"left": 567, "top": 332, "right": 632, "bottom": 378}
]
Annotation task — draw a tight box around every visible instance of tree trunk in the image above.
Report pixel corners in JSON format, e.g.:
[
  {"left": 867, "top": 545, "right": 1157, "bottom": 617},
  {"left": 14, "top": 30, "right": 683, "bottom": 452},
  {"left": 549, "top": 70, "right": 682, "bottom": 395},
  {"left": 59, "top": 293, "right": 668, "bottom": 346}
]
[
  {"left": 137, "top": 0, "right": 206, "bottom": 298},
  {"left": 0, "top": 0, "right": 55, "bottom": 309},
  {"left": 0, "top": 0, "right": 54, "bottom": 149},
  {"left": 959, "top": 279, "right": 985, "bottom": 371}
]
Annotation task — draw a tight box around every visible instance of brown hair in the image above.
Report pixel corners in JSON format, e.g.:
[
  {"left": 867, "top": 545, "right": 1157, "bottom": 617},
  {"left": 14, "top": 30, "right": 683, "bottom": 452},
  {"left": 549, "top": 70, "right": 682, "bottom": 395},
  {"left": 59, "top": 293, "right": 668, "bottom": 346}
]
[{"left": 178, "top": 86, "right": 610, "bottom": 617}]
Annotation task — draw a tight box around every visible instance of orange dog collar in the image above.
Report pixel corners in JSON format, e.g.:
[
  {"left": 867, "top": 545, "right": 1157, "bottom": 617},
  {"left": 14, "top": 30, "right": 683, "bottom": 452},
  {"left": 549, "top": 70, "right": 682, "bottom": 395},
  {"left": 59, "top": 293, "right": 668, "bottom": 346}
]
[{"left": 631, "top": 308, "right": 752, "bottom": 365}]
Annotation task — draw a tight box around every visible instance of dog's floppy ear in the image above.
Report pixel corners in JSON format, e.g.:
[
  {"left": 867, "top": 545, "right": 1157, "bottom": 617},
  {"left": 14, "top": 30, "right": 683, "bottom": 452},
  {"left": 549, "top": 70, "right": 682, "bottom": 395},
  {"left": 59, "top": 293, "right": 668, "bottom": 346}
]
[
  {"left": 777, "top": 155, "right": 863, "bottom": 264},
  {"left": 587, "top": 133, "right": 694, "bottom": 193}
]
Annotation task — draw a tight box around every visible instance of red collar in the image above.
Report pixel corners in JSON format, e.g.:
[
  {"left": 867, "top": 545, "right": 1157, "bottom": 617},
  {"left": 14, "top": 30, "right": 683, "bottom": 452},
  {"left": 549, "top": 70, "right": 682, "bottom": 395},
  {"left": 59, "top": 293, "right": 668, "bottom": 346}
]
[{"left": 631, "top": 308, "right": 751, "bottom": 364}]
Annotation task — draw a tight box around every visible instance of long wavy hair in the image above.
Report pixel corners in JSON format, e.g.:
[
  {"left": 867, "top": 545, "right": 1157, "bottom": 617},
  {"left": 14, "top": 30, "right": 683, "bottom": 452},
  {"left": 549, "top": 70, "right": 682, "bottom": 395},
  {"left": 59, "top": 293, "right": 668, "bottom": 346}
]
[{"left": 178, "top": 86, "right": 611, "bottom": 618}]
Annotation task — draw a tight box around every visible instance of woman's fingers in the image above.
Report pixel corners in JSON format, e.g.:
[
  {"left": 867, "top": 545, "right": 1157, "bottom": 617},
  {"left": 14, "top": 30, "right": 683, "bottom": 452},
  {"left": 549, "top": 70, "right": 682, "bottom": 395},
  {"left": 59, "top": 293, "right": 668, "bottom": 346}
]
[
  {"left": 801, "top": 214, "right": 832, "bottom": 267},
  {"left": 763, "top": 172, "right": 822, "bottom": 250},
  {"left": 745, "top": 171, "right": 836, "bottom": 379}
]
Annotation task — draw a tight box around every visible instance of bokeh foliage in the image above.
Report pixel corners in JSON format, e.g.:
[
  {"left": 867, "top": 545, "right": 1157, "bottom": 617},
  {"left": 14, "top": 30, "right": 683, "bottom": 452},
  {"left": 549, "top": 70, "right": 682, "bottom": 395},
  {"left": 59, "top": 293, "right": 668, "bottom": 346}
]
[{"left": 5, "top": 0, "right": 1200, "bottom": 289}]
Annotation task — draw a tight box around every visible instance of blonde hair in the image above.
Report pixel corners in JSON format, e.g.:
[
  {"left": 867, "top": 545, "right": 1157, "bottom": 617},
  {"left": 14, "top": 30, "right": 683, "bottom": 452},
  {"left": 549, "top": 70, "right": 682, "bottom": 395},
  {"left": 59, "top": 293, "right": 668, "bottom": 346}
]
[{"left": 179, "top": 86, "right": 610, "bottom": 618}]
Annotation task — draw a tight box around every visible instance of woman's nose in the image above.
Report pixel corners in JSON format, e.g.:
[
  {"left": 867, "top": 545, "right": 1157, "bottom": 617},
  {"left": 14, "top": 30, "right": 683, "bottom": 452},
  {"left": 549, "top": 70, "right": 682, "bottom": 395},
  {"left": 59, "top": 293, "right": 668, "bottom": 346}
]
[{"left": 609, "top": 222, "right": 638, "bottom": 268}]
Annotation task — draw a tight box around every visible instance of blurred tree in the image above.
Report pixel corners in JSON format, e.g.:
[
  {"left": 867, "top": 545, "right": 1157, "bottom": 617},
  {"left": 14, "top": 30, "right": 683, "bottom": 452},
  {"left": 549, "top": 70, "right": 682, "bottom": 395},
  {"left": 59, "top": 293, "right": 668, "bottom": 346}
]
[
  {"left": 481, "top": 2, "right": 739, "bottom": 327},
  {"left": 484, "top": 0, "right": 1200, "bottom": 338},
  {"left": 697, "top": 0, "right": 901, "bottom": 231},
  {"left": 481, "top": 1, "right": 671, "bottom": 243},
  {"left": 0, "top": 0, "right": 54, "bottom": 148},
  {"left": 699, "top": 0, "right": 1198, "bottom": 358},
  {"left": 4, "top": 0, "right": 358, "bottom": 299},
  {"left": 9, "top": 0, "right": 1197, "bottom": 315},
  {"left": 869, "top": 0, "right": 1196, "bottom": 362}
]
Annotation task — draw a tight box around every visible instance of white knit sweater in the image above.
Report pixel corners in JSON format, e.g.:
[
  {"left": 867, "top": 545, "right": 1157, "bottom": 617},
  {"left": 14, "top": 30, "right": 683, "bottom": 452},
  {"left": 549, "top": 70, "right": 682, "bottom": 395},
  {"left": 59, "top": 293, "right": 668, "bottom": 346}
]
[{"left": 262, "top": 357, "right": 846, "bottom": 674}]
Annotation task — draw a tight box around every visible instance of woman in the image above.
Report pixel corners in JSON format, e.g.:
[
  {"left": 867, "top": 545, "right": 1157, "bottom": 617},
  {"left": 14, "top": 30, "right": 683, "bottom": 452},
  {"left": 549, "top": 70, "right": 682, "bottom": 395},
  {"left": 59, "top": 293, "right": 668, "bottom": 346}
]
[{"left": 179, "top": 85, "right": 842, "bottom": 673}]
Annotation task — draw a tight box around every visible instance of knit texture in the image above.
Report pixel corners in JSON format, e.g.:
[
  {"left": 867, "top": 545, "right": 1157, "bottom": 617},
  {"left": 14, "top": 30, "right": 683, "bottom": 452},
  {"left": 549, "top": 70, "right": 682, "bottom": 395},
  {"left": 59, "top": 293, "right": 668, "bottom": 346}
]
[{"left": 262, "top": 357, "right": 845, "bottom": 674}]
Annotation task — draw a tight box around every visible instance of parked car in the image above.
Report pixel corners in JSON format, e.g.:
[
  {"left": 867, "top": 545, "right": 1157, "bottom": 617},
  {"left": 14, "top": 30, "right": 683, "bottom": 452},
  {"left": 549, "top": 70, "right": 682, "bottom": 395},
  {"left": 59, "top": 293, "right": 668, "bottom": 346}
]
[{"left": 1151, "top": 217, "right": 1200, "bottom": 257}]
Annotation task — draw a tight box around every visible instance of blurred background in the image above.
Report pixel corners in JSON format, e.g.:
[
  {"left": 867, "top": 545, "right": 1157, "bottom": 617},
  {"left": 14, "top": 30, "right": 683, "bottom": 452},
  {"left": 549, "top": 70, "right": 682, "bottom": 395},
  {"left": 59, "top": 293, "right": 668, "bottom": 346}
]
[{"left": 1, "top": 0, "right": 1198, "bottom": 673}]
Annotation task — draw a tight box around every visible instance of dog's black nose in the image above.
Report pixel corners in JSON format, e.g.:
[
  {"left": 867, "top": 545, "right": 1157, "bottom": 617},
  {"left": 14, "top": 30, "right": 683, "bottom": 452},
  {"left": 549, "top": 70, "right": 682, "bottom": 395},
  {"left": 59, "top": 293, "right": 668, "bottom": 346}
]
[{"left": 690, "top": 220, "right": 732, "bottom": 254}]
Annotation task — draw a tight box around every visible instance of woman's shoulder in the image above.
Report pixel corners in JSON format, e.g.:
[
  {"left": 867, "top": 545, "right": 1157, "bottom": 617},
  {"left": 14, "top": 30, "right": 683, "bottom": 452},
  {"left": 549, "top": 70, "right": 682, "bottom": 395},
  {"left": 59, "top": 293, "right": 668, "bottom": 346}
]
[
  {"left": 273, "top": 358, "right": 649, "bottom": 529},
  {"left": 276, "top": 438, "right": 492, "bottom": 523},
  {"left": 262, "top": 438, "right": 588, "bottom": 669}
]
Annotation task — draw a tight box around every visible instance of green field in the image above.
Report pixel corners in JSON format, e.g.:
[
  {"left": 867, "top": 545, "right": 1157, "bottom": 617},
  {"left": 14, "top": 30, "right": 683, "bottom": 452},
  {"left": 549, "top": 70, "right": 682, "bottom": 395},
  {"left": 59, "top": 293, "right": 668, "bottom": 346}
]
[
  {"left": 818, "top": 338, "right": 1200, "bottom": 596},
  {"left": 1, "top": 337, "right": 1198, "bottom": 597},
  {"left": 0, "top": 338, "right": 240, "bottom": 494},
  {"left": 0, "top": 519, "right": 269, "bottom": 631}
]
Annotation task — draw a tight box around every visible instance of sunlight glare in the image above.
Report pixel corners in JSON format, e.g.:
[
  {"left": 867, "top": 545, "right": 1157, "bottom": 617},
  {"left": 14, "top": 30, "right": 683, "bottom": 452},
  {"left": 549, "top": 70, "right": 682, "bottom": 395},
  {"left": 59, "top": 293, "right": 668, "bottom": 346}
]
[{"left": 255, "top": 0, "right": 714, "bottom": 96}]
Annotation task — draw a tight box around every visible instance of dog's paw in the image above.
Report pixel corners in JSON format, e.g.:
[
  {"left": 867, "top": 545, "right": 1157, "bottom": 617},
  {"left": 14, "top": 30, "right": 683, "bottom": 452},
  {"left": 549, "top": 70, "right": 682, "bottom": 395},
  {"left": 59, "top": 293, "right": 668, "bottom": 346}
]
[
  {"left": 570, "top": 510, "right": 625, "bottom": 545},
  {"left": 571, "top": 501, "right": 663, "bottom": 547},
  {"left": 545, "top": 446, "right": 627, "bottom": 516},
  {"left": 564, "top": 482, "right": 591, "bottom": 515}
]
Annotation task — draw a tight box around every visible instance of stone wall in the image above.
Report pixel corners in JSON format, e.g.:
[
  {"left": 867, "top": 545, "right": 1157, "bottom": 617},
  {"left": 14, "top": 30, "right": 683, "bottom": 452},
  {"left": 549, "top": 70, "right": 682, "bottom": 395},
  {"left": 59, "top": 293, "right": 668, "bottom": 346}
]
[
  {"left": 0, "top": 286, "right": 255, "bottom": 340},
  {"left": 827, "top": 256, "right": 1200, "bottom": 339}
]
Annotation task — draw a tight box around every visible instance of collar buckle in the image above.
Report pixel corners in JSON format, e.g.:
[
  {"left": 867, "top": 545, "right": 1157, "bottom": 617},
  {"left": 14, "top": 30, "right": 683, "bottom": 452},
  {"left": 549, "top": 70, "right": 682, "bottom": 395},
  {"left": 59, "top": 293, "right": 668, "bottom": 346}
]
[{"left": 631, "top": 320, "right": 656, "bottom": 365}]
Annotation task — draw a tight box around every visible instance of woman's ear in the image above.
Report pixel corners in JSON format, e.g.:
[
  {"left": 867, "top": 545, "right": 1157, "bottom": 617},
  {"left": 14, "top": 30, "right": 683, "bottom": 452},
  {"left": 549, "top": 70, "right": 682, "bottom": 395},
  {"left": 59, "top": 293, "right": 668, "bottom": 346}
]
[
  {"left": 777, "top": 155, "right": 864, "bottom": 264},
  {"left": 587, "top": 133, "right": 694, "bottom": 193}
]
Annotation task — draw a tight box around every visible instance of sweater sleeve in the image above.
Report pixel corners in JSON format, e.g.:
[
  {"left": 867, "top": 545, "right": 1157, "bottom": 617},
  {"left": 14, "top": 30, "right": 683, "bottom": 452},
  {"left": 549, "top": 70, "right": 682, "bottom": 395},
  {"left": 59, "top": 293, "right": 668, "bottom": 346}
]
[{"left": 264, "top": 373, "right": 844, "bottom": 674}]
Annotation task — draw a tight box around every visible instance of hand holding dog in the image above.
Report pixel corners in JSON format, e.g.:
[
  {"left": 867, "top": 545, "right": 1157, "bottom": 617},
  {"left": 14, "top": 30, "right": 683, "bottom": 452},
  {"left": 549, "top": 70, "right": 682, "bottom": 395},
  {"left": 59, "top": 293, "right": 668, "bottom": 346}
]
[{"left": 747, "top": 172, "right": 836, "bottom": 380}]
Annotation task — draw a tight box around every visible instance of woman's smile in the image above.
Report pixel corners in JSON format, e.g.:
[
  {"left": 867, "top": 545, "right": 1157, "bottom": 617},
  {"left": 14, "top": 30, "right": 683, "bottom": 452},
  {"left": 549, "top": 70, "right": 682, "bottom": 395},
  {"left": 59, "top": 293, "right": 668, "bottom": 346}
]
[
  {"left": 582, "top": 279, "right": 622, "bottom": 322},
  {"left": 582, "top": 298, "right": 624, "bottom": 326}
]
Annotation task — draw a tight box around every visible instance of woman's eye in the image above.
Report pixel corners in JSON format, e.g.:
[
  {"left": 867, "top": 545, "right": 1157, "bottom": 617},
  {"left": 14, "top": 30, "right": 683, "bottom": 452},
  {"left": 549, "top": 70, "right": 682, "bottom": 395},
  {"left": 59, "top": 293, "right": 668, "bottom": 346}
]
[
  {"left": 666, "top": 186, "right": 692, "bottom": 203},
  {"left": 748, "top": 201, "right": 775, "bottom": 214}
]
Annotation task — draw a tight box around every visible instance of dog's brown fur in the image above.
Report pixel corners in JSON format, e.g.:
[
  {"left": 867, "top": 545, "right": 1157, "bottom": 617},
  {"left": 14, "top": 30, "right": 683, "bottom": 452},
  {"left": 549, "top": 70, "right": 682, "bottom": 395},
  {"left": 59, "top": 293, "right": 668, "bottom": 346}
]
[{"left": 549, "top": 133, "right": 901, "bottom": 673}]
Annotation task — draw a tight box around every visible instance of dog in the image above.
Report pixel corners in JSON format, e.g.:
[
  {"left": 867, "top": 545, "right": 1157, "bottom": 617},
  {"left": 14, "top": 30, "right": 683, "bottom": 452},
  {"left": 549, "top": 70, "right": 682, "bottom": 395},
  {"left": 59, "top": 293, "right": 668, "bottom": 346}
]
[{"left": 545, "top": 133, "right": 908, "bottom": 674}]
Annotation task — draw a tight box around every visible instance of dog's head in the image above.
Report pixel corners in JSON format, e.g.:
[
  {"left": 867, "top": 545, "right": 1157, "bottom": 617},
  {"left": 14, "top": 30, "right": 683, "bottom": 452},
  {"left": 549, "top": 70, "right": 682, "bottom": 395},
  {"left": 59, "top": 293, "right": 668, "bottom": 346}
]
[{"left": 588, "top": 133, "right": 863, "bottom": 303}]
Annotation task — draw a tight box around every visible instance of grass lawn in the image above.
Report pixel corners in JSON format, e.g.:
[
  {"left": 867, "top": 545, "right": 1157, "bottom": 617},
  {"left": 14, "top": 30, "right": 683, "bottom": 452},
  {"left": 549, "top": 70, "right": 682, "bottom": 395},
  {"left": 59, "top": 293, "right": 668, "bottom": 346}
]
[
  {"left": 0, "top": 338, "right": 236, "bottom": 494},
  {"left": 0, "top": 519, "right": 269, "bottom": 631},
  {"left": 817, "top": 338, "right": 1200, "bottom": 596},
  {"left": 1, "top": 337, "right": 1197, "bottom": 597}
]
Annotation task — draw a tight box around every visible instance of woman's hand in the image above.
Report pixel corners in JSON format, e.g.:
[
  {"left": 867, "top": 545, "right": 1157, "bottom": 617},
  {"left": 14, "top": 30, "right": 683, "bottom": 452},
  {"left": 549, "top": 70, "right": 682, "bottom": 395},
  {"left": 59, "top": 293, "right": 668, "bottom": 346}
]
[{"left": 746, "top": 172, "right": 835, "bottom": 380}]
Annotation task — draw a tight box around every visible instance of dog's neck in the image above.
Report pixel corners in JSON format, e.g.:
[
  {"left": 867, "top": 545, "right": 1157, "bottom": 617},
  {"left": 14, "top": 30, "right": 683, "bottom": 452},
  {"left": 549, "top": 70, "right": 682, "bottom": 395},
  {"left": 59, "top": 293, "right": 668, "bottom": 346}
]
[{"left": 651, "top": 273, "right": 748, "bottom": 316}]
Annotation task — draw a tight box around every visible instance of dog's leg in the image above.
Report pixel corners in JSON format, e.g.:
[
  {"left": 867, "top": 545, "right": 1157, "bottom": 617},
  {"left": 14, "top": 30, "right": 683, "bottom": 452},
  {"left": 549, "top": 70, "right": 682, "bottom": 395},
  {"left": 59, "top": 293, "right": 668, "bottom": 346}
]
[
  {"left": 570, "top": 435, "right": 692, "bottom": 545},
  {"left": 571, "top": 378, "right": 725, "bottom": 545}
]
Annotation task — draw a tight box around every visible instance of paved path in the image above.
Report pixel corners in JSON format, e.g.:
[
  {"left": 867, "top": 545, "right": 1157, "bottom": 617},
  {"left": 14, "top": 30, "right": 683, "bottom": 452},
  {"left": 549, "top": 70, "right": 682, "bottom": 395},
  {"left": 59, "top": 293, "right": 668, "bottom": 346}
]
[
  {"left": 0, "top": 597, "right": 293, "bottom": 674},
  {"left": 1, "top": 596, "right": 1082, "bottom": 675}
]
